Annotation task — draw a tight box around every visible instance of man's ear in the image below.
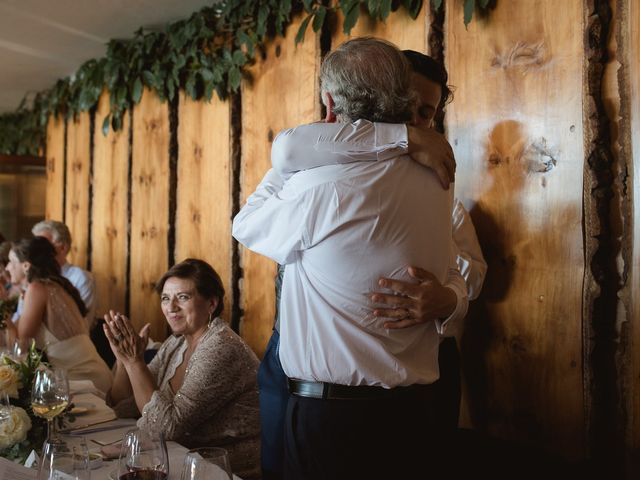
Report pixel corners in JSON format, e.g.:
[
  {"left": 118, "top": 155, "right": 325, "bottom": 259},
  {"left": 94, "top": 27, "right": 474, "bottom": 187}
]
[
  {"left": 323, "top": 92, "right": 337, "bottom": 123},
  {"left": 56, "top": 242, "right": 70, "bottom": 257}
]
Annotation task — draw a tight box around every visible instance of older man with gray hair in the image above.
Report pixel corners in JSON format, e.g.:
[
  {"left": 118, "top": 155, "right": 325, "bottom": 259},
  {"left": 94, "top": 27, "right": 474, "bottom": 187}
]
[
  {"left": 32, "top": 220, "right": 96, "bottom": 328},
  {"left": 233, "top": 37, "right": 467, "bottom": 479}
]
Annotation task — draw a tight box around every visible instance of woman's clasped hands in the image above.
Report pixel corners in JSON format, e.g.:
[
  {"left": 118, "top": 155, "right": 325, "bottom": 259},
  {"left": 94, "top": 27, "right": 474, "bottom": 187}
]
[{"left": 103, "top": 310, "right": 150, "bottom": 364}]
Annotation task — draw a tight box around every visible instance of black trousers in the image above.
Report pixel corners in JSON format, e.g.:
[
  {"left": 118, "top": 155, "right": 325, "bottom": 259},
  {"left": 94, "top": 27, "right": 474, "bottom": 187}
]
[
  {"left": 434, "top": 336, "right": 462, "bottom": 430},
  {"left": 283, "top": 384, "right": 444, "bottom": 480}
]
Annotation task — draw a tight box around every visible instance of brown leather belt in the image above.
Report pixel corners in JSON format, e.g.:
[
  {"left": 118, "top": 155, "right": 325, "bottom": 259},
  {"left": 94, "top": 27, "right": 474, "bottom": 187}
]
[{"left": 288, "top": 378, "right": 431, "bottom": 401}]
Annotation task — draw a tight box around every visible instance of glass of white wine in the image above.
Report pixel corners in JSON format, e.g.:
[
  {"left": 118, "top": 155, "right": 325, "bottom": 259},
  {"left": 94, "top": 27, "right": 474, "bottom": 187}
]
[{"left": 31, "top": 366, "right": 70, "bottom": 441}]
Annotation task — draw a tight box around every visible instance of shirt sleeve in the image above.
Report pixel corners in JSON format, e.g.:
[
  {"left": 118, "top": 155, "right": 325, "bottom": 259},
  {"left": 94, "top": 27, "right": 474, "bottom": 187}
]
[
  {"left": 452, "top": 199, "right": 487, "bottom": 300},
  {"left": 271, "top": 120, "right": 409, "bottom": 180},
  {"left": 136, "top": 331, "right": 256, "bottom": 442},
  {"left": 434, "top": 246, "right": 469, "bottom": 338},
  {"left": 232, "top": 168, "right": 312, "bottom": 265}
]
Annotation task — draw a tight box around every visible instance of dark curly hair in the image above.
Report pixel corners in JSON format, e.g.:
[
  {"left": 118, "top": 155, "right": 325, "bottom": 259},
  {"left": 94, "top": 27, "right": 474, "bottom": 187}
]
[
  {"left": 403, "top": 50, "right": 453, "bottom": 108},
  {"left": 155, "top": 258, "right": 225, "bottom": 318},
  {"left": 11, "top": 237, "right": 87, "bottom": 316}
]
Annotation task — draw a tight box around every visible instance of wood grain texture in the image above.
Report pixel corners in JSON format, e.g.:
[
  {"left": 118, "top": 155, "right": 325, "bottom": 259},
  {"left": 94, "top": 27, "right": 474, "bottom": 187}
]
[
  {"left": 91, "top": 91, "right": 129, "bottom": 317},
  {"left": 64, "top": 111, "right": 91, "bottom": 268},
  {"left": 45, "top": 116, "right": 65, "bottom": 221},
  {"left": 445, "top": 0, "right": 585, "bottom": 460},
  {"left": 131, "top": 88, "right": 170, "bottom": 340},
  {"left": 624, "top": 0, "right": 640, "bottom": 462},
  {"left": 331, "top": 5, "right": 428, "bottom": 51},
  {"left": 175, "top": 92, "right": 232, "bottom": 322},
  {"left": 239, "top": 16, "right": 320, "bottom": 356}
]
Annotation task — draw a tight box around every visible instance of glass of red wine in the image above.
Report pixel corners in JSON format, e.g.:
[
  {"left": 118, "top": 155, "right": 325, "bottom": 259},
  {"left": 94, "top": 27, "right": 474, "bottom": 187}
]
[{"left": 116, "top": 428, "right": 169, "bottom": 480}]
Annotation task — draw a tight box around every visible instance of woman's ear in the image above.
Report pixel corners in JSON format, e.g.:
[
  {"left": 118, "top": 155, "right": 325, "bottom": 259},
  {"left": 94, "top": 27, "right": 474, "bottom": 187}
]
[
  {"left": 22, "top": 261, "right": 31, "bottom": 275},
  {"left": 209, "top": 298, "right": 219, "bottom": 317}
]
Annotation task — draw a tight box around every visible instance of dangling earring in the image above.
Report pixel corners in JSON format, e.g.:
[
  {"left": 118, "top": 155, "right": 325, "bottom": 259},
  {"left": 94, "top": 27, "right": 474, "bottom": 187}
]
[{"left": 208, "top": 310, "right": 214, "bottom": 326}]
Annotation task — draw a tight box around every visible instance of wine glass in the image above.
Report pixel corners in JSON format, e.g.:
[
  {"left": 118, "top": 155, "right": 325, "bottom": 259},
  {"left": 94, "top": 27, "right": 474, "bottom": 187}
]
[
  {"left": 12, "top": 336, "right": 33, "bottom": 361},
  {"left": 117, "top": 428, "right": 169, "bottom": 480},
  {"left": 181, "top": 447, "right": 232, "bottom": 480},
  {"left": 31, "top": 366, "right": 70, "bottom": 441},
  {"left": 38, "top": 435, "right": 90, "bottom": 479}
]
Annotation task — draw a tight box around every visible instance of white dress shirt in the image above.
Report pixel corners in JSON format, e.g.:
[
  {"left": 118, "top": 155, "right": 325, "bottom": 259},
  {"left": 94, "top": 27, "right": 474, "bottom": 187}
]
[
  {"left": 233, "top": 122, "right": 468, "bottom": 388},
  {"left": 270, "top": 120, "right": 488, "bottom": 298}
]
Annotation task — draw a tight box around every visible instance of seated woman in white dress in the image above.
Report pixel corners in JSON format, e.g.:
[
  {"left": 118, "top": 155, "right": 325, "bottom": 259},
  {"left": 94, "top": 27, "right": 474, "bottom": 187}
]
[{"left": 4, "top": 237, "right": 112, "bottom": 393}]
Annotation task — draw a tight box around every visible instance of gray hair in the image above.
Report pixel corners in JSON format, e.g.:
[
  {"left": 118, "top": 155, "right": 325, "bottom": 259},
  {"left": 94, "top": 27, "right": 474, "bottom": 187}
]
[
  {"left": 32, "top": 220, "right": 72, "bottom": 248},
  {"left": 320, "top": 37, "right": 416, "bottom": 123}
]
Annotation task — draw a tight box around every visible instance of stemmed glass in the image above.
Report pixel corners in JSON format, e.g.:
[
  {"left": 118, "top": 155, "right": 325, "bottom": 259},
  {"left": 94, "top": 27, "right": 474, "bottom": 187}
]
[
  {"left": 38, "top": 435, "right": 90, "bottom": 480},
  {"left": 117, "top": 428, "right": 169, "bottom": 480},
  {"left": 181, "top": 447, "right": 232, "bottom": 480},
  {"left": 31, "top": 366, "right": 70, "bottom": 441}
]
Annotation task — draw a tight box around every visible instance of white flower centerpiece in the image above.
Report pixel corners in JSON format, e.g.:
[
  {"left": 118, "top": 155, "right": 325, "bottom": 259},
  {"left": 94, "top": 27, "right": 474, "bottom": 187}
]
[{"left": 0, "top": 339, "right": 47, "bottom": 462}]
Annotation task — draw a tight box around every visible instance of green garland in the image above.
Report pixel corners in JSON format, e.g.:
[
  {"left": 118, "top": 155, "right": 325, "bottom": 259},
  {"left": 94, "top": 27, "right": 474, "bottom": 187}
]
[{"left": 0, "top": 0, "right": 494, "bottom": 156}]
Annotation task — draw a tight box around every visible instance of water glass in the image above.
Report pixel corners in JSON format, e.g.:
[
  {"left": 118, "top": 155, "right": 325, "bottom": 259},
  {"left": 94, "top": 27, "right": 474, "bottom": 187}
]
[
  {"left": 38, "top": 436, "right": 90, "bottom": 479},
  {"left": 117, "top": 428, "right": 169, "bottom": 479},
  {"left": 181, "top": 447, "right": 232, "bottom": 480}
]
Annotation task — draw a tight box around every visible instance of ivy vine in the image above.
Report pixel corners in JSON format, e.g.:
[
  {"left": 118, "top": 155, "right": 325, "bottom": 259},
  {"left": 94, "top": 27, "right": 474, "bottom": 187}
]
[{"left": 0, "top": 0, "right": 494, "bottom": 156}]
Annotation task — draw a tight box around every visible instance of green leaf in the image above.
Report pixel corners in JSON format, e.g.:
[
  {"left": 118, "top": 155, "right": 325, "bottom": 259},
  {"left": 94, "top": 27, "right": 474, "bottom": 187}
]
[
  {"left": 131, "top": 77, "right": 143, "bottom": 104},
  {"left": 111, "top": 112, "right": 122, "bottom": 131},
  {"left": 228, "top": 67, "right": 241, "bottom": 91},
  {"left": 430, "top": 0, "right": 442, "bottom": 11},
  {"left": 204, "top": 81, "right": 215, "bottom": 101},
  {"left": 142, "top": 70, "right": 156, "bottom": 88},
  {"left": 185, "top": 74, "right": 197, "bottom": 100},
  {"left": 312, "top": 6, "right": 327, "bottom": 32},
  {"left": 404, "top": 0, "right": 423, "bottom": 18},
  {"left": 379, "top": 0, "right": 393, "bottom": 20},
  {"left": 302, "top": 0, "right": 315, "bottom": 12},
  {"left": 479, "top": 0, "right": 490, "bottom": 7},
  {"left": 295, "top": 14, "right": 313, "bottom": 45},
  {"left": 232, "top": 49, "right": 246, "bottom": 65},
  {"left": 166, "top": 77, "right": 175, "bottom": 101},
  {"left": 342, "top": 1, "right": 360, "bottom": 35},
  {"left": 464, "top": 0, "right": 475, "bottom": 27},
  {"left": 102, "top": 115, "right": 111, "bottom": 136},
  {"left": 200, "top": 68, "right": 214, "bottom": 82}
]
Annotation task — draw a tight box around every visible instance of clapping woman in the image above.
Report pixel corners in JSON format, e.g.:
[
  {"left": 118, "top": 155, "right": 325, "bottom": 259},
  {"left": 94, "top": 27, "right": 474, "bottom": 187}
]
[
  {"left": 104, "top": 258, "right": 260, "bottom": 479},
  {"left": 4, "top": 237, "right": 113, "bottom": 392}
]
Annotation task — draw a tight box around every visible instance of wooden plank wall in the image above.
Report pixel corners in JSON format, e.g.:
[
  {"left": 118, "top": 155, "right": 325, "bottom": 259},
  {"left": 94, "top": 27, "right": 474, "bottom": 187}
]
[
  {"left": 175, "top": 93, "right": 232, "bottom": 322},
  {"left": 91, "top": 92, "right": 129, "bottom": 316},
  {"left": 130, "top": 89, "right": 170, "bottom": 339},
  {"left": 64, "top": 112, "right": 91, "bottom": 268},
  {"left": 445, "top": 0, "right": 585, "bottom": 460},
  {"left": 45, "top": 116, "right": 65, "bottom": 221},
  {"left": 239, "top": 16, "right": 320, "bottom": 355}
]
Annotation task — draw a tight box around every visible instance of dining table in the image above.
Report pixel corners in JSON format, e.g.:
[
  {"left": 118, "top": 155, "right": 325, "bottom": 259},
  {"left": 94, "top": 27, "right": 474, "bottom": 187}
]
[{"left": 59, "top": 380, "right": 243, "bottom": 480}]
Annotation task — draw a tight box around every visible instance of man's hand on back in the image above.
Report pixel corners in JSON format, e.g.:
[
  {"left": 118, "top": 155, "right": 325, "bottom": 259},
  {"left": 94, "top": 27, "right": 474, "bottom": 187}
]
[
  {"left": 407, "top": 125, "right": 456, "bottom": 189},
  {"left": 371, "top": 266, "right": 457, "bottom": 329}
]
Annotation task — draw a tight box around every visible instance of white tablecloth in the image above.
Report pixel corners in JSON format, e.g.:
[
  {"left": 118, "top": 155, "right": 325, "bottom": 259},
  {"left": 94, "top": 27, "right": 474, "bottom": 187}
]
[{"left": 63, "top": 391, "right": 242, "bottom": 479}]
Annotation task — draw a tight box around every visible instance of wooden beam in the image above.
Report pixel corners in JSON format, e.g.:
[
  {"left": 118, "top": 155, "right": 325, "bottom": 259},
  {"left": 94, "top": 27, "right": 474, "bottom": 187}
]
[
  {"left": 445, "top": 0, "right": 585, "bottom": 460},
  {"left": 175, "top": 92, "right": 233, "bottom": 323},
  {"left": 91, "top": 91, "right": 130, "bottom": 318},
  {"left": 239, "top": 14, "right": 321, "bottom": 357},
  {"left": 130, "top": 88, "right": 170, "bottom": 341}
]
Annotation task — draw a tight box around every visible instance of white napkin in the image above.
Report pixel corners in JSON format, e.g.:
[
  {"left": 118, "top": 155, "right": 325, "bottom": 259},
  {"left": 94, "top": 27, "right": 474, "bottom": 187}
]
[{"left": 68, "top": 379, "right": 104, "bottom": 398}]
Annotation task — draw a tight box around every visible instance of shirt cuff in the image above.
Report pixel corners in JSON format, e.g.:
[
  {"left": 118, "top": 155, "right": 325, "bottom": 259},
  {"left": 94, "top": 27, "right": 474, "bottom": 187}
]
[
  {"left": 434, "top": 284, "right": 468, "bottom": 336},
  {"left": 374, "top": 123, "right": 408, "bottom": 151}
]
